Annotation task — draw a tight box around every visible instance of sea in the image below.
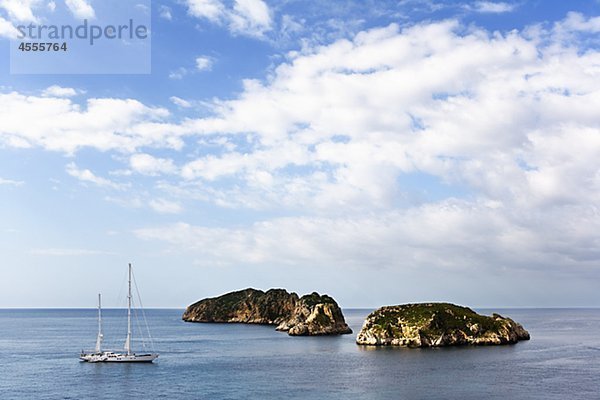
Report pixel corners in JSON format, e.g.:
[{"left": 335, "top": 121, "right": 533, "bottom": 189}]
[{"left": 0, "top": 308, "right": 599, "bottom": 399}]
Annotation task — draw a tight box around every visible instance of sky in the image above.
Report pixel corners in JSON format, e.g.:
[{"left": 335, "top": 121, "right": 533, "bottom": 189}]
[{"left": 0, "top": 0, "right": 599, "bottom": 308}]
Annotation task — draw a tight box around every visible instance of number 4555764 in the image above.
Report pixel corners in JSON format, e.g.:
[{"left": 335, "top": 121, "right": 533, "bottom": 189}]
[{"left": 18, "top": 42, "right": 67, "bottom": 52}]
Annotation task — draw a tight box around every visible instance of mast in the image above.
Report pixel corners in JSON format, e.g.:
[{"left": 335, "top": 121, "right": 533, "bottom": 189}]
[
  {"left": 124, "top": 263, "right": 132, "bottom": 355},
  {"left": 95, "top": 293, "right": 103, "bottom": 353}
]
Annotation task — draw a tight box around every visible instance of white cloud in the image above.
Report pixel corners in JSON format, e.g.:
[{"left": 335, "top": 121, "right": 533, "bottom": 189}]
[
  {"left": 279, "top": 14, "right": 303, "bottom": 38},
  {"left": 470, "top": 1, "right": 516, "bottom": 13},
  {"left": 229, "top": 0, "right": 272, "bottom": 37},
  {"left": 133, "top": 15, "right": 600, "bottom": 277},
  {"left": 0, "top": 16, "right": 19, "bottom": 38},
  {"left": 168, "top": 67, "right": 188, "bottom": 80},
  {"left": 186, "top": 0, "right": 224, "bottom": 22},
  {"left": 47, "top": 1, "right": 55, "bottom": 12},
  {"left": 130, "top": 153, "right": 176, "bottom": 175},
  {"left": 169, "top": 96, "right": 192, "bottom": 108},
  {"left": 135, "top": 199, "right": 600, "bottom": 272},
  {"left": 398, "top": 0, "right": 448, "bottom": 12},
  {"left": 169, "top": 56, "right": 214, "bottom": 81},
  {"left": 65, "top": 0, "right": 95, "bottom": 19},
  {"left": 159, "top": 5, "right": 172, "bottom": 20},
  {"left": 0, "top": 177, "right": 24, "bottom": 186},
  {"left": 135, "top": 3, "right": 149, "bottom": 14},
  {"left": 149, "top": 198, "right": 183, "bottom": 214},
  {"left": 30, "top": 248, "right": 115, "bottom": 256},
  {"left": 195, "top": 55, "right": 213, "bottom": 71},
  {"left": 0, "top": 0, "right": 39, "bottom": 22},
  {"left": 558, "top": 12, "right": 600, "bottom": 33},
  {"left": 42, "top": 85, "right": 78, "bottom": 97},
  {"left": 66, "top": 162, "right": 124, "bottom": 189},
  {"left": 183, "top": 0, "right": 272, "bottom": 38},
  {"left": 3, "top": 14, "right": 600, "bottom": 280},
  {"left": 0, "top": 92, "right": 174, "bottom": 153},
  {"left": 174, "top": 17, "right": 599, "bottom": 212}
]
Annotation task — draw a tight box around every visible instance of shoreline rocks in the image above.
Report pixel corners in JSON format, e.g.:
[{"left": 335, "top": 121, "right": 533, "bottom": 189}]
[
  {"left": 356, "top": 303, "right": 530, "bottom": 347},
  {"left": 183, "top": 288, "right": 352, "bottom": 336}
]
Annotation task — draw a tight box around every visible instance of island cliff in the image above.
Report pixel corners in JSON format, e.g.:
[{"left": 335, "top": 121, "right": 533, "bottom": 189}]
[
  {"left": 182, "top": 288, "right": 352, "bottom": 336},
  {"left": 356, "top": 303, "right": 530, "bottom": 347}
]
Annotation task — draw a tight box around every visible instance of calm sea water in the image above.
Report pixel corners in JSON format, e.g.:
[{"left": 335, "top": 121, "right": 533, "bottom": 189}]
[{"left": 0, "top": 308, "right": 599, "bottom": 399}]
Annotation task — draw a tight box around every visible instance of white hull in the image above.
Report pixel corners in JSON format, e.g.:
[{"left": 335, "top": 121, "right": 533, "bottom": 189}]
[
  {"left": 80, "top": 351, "right": 158, "bottom": 363},
  {"left": 104, "top": 354, "right": 158, "bottom": 363}
]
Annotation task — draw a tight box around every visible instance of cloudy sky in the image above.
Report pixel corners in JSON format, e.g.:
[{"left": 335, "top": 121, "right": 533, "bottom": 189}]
[{"left": 0, "top": 0, "right": 599, "bottom": 308}]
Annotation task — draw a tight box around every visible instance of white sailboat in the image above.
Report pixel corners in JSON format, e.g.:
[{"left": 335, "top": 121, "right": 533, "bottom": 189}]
[
  {"left": 79, "top": 293, "right": 105, "bottom": 362},
  {"left": 80, "top": 263, "right": 159, "bottom": 363}
]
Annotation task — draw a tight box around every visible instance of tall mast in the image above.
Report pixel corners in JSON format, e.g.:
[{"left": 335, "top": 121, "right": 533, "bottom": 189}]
[
  {"left": 95, "top": 293, "right": 103, "bottom": 353},
  {"left": 124, "top": 263, "right": 132, "bottom": 355}
]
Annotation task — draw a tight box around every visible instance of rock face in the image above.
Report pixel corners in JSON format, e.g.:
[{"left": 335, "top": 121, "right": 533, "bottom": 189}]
[
  {"left": 356, "top": 303, "right": 530, "bottom": 347},
  {"left": 275, "top": 292, "right": 353, "bottom": 336},
  {"left": 182, "top": 288, "right": 352, "bottom": 336}
]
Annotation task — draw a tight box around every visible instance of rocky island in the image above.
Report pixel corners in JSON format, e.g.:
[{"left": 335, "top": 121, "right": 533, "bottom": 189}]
[
  {"left": 182, "top": 288, "right": 352, "bottom": 336},
  {"left": 356, "top": 303, "right": 530, "bottom": 347}
]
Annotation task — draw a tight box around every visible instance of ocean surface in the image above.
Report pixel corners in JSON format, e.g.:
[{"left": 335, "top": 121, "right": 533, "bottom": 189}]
[{"left": 0, "top": 308, "right": 599, "bottom": 399}]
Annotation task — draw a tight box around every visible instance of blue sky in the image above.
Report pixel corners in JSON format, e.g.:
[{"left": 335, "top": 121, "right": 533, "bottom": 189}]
[{"left": 0, "top": 0, "right": 599, "bottom": 308}]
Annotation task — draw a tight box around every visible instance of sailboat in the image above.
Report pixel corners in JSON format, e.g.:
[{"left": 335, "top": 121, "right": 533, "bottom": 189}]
[{"left": 80, "top": 263, "right": 159, "bottom": 363}]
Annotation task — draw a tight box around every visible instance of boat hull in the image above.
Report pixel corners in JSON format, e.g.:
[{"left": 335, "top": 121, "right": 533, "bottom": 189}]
[
  {"left": 80, "top": 352, "right": 158, "bottom": 363},
  {"left": 104, "top": 354, "right": 158, "bottom": 363}
]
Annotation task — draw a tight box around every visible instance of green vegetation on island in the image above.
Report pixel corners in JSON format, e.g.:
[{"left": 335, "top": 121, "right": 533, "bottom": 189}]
[
  {"left": 357, "top": 303, "right": 530, "bottom": 347},
  {"left": 182, "top": 288, "right": 352, "bottom": 336}
]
